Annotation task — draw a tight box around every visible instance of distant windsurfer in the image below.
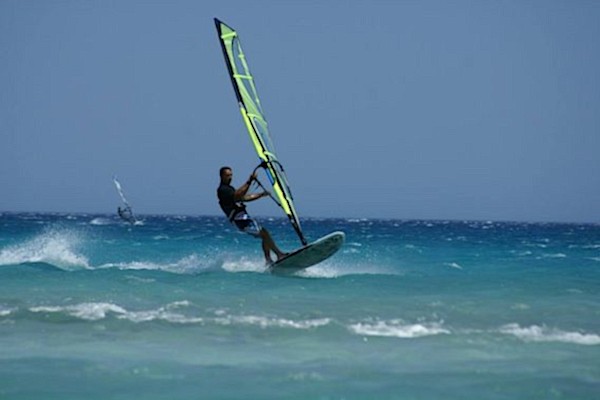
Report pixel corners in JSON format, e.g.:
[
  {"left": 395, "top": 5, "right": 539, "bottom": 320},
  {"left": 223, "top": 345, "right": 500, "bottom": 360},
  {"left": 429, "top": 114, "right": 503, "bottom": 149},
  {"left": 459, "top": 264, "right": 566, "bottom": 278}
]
[
  {"left": 217, "top": 166, "right": 287, "bottom": 264},
  {"left": 117, "top": 206, "right": 136, "bottom": 225}
]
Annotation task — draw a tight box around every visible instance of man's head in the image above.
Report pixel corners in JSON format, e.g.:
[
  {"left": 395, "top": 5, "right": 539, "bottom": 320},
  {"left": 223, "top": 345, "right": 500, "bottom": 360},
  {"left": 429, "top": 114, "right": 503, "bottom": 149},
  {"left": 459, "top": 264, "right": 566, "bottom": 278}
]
[{"left": 219, "top": 166, "right": 233, "bottom": 184}]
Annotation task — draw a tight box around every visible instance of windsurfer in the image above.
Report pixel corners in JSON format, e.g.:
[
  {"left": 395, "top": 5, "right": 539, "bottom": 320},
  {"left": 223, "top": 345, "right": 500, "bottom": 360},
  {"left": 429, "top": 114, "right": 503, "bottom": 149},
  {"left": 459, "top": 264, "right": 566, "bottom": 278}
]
[
  {"left": 117, "top": 206, "right": 135, "bottom": 225},
  {"left": 217, "top": 166, "right": 287, "bottom": 264}
]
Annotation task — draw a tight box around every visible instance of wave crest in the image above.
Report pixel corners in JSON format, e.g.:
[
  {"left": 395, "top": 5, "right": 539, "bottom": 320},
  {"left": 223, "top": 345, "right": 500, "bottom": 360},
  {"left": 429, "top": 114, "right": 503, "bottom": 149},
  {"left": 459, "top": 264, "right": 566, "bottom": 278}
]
[
  {"left": 499, "top": 323, "right": 600, "bottom": 345},
  {"left": 214, "top": 314, "right": 331, "bottom": 329},
  {"left": 349, "top": 319, "right": 449, "bottom": 338},
  {"left": 24, "top": 301, "right": 330, "bottom": 329},
  {"left": 0, "top": 229, "right": 90, "bottom": 270},
  {"left": 29, "top": 301, "right": 198, "bottom": 323}
]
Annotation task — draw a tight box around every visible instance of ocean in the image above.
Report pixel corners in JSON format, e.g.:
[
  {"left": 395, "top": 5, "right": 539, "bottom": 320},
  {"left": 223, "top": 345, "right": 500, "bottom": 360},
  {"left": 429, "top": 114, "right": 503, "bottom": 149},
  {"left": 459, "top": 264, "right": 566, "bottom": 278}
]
[{"left": 0, "top": 212, "right": 598, "bottom": 399}]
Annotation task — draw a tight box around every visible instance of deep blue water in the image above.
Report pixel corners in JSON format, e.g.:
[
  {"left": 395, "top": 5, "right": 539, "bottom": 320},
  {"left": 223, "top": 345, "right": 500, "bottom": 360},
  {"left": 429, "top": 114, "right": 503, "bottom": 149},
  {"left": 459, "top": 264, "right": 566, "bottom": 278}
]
[{"left": 1, "top": 212, "right": 599, "bottom": 399}]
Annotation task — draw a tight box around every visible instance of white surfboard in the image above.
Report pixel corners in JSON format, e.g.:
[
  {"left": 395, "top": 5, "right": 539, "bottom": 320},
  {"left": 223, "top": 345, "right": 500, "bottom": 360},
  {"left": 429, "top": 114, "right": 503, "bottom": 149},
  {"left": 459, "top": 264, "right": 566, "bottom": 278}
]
[{"left": 269, "top": 231, "right": 345, "bottom": 275}]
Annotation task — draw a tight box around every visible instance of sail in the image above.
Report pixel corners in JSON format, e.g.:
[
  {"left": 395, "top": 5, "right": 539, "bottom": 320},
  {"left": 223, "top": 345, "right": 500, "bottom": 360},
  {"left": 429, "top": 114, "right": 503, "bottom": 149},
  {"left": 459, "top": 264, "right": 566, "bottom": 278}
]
[
  {"left": 214, "top": 18, "right": 307, "bottom": 245},
  {"left": 113, "top": 176, "right": 131, "bottom": 209}
]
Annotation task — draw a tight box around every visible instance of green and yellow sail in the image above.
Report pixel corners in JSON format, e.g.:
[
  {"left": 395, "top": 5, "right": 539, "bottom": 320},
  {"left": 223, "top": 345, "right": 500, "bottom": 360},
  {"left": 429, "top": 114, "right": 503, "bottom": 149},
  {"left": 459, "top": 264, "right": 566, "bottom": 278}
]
[{"left": 214, "top": 18, "right": 307, "bottom": 245}]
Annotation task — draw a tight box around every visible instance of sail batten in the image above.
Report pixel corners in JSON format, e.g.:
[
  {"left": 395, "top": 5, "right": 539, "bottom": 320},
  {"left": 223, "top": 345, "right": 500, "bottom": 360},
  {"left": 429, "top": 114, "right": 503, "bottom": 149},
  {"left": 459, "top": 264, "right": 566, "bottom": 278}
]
[{"left": 215, "top": 18, "right": 306, "bottom": 245}]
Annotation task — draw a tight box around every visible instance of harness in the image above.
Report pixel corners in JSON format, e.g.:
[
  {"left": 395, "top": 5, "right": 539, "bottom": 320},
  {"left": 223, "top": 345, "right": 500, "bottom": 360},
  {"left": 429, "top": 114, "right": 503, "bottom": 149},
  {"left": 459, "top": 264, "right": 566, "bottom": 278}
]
[{"left": 227, "top": 204, "right": 247, "bottom": 222}]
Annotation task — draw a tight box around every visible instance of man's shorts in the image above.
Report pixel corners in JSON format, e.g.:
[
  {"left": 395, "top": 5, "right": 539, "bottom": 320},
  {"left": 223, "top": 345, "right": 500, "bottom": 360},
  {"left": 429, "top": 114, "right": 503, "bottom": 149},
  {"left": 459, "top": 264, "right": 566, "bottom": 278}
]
[{"left": 233, "top": 212, "right": 262, "bottom": 237}]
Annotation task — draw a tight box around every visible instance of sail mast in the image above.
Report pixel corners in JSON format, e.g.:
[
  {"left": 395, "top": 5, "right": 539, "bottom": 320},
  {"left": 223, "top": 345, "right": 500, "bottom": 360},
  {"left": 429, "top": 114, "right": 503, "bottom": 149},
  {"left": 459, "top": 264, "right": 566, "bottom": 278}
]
[{"left": 214, "top": 18, "right": 307, "bottom": 245}]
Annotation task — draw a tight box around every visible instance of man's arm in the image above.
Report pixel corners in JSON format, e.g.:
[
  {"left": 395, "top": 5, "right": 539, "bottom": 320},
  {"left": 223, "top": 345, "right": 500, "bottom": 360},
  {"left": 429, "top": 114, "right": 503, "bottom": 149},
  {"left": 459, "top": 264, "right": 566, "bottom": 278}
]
[
  {"left": 242, "top": 191, "right": 269, "bottom": 202},
  {"left": 233, "top": 172, "right": 257, "bottom": 201}
]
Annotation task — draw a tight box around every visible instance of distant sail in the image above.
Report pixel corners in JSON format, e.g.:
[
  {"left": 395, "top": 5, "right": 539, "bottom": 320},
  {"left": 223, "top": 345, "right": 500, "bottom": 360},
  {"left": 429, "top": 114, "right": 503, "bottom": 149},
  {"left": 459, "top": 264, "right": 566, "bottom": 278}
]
[{"left": 214, "top": 18, "right": 306, "bottom": 245}]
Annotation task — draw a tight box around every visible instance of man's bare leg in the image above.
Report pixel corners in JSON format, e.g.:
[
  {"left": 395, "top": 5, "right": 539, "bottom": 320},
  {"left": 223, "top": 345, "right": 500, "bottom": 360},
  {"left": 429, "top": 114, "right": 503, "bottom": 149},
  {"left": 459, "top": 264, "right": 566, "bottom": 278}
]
[{"left": 260, "top": 228, "right": 286, "bottom": 263}]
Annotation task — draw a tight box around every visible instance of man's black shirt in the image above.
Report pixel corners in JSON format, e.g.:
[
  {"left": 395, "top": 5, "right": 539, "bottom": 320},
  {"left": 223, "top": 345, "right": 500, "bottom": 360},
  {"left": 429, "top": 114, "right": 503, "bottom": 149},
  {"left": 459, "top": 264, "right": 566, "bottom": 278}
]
[{"left": 217, "top": 183, "right": 244, "bottom": 219}]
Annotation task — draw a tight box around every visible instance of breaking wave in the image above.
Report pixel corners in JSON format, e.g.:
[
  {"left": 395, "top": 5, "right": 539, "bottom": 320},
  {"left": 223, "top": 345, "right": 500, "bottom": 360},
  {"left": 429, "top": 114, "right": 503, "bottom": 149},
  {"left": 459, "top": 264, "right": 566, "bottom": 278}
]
[
  {"left": 213, "top": 314, "right": 331, "bottom": 329},
  {"left": 0, "top": 229, "right": 90, "bottom": 270},
  {"left": 23, "top": 301, "right": 331, "bottom": 329},
  {"left": 28, "top": 301, "right": 201, "bottom": 323},
  {"left": 348, "top": 319, "right": 450, "bottom": 338},
  {"left": 499, "top": 324, "right": 600, "bottom": 345}
]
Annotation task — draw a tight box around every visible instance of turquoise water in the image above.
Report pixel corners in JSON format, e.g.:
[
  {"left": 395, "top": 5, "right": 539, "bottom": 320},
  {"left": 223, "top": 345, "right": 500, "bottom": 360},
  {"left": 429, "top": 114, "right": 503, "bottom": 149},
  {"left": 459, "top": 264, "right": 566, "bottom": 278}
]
[{"left": 1, "top": 212, "right": 599, "bottom": 399}]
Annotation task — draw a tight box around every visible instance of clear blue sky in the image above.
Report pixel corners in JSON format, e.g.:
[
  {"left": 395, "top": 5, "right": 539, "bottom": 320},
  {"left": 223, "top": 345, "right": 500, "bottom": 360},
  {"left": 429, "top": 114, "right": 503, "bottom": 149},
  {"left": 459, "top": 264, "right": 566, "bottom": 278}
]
[{"left": 1, "top": 0, "right": 599, "bottom": 223}]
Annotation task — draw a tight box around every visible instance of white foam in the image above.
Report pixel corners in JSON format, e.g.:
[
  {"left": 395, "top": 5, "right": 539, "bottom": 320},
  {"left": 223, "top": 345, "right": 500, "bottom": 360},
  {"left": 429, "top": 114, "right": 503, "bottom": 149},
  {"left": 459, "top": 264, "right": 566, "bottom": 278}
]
[
  {"left": 125, "top": 275, "right": 156, "bottom": 283},
  {"left": 580, "top": 244, "right": 600, "bottom": 249},
  {"left": 298, "top": 264, "right": 347, "bottom": 278},
  {"left": 30, "top": 302, "right": 126, "bottom": 321},
  {"left": 347, "top": 242, "right": 363, "bottom": 247},
  {"left": 214, "top": 314, "right": 331, "bottom": 329},
  {"left": 89, "top": 218, "right": 113, "bottom": 226},
  {"left": 119, "top": 301, "right": 202, "bottom": 324},
  {"left": 0, "top": 229, "right": 90, "bottom": 269},
  {"left": 347, "top": 218, "right": 368, "bottom": 223},
  {"left": 100, "top": 254, "right": 218, "bottom": 274},
  {"left": 537, "top": 253, "right": 567, "bottom": 259},
  {"left": 444, "top": 262, "right": 463, "bottom": 270},
  {"left": 512, "top": 250, "right": 533, "bottom": 256},
  {"left": 221, "top": 257, "right": 267, "bottom": 273},
  {"left": 0, "top": 307, "right": 14, "bottom": 317},
  {"left": 348, "top": 319, "right": 450, "bottom": 338},
  {"left": 29, "top": 301, "right": 202, "bottom": 323},
  {"left": 499, "top": 324, "right": 600, "bottom": 345},
  {"left": 29, "top": 302, "right": 331, "bottom": 327},
  {"left": 343, "top": 248, "right": 360, "bottom": 254},
  {"left": 299, "top": 260, "right": 400, "bottom": 279}
]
